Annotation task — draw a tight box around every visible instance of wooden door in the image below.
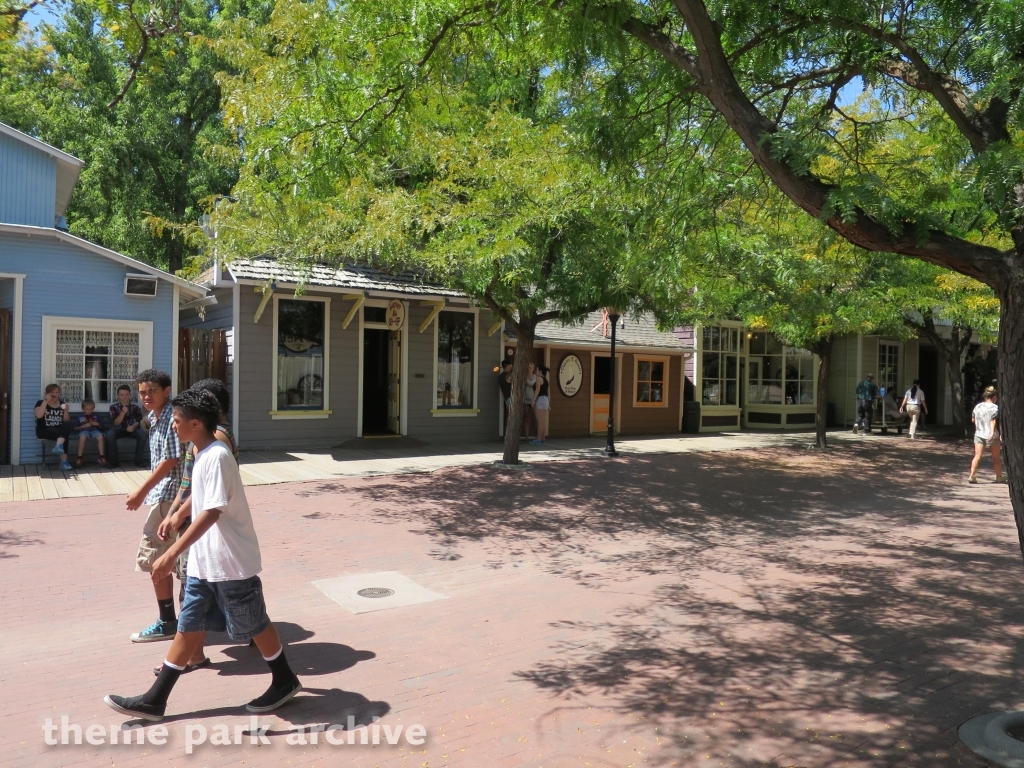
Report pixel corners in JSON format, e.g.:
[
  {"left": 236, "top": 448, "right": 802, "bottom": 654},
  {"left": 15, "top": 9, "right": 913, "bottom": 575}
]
[
  {"left": 0, "top": 309, "right": 9, "bottom": 464},
  {"left": 387, "top": 330, "right": 401, "bottom": 434}
]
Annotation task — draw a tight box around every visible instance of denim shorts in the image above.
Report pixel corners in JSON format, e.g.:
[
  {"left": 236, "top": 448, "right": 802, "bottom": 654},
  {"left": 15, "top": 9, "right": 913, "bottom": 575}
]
[
  {"left": 78, "top": 428, "right": 103, "bottom": 439},
  {"left": 178, "top": 575, "right": 270, "bottom": 642}
]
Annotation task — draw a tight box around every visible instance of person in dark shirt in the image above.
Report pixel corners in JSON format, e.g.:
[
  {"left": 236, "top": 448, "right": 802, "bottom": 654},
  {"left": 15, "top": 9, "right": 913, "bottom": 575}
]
[
  {"left": 34, "top": 383, "right": 73, "bottom": 470},
  {"left": 853, "top": 374, "right": 880, "bottom": 435},
  {"left": 106, "top": 384, "right": 148, "bottom": 468},
  {"left": 498, "top": 359, "right": 513, "bottom": 433}
]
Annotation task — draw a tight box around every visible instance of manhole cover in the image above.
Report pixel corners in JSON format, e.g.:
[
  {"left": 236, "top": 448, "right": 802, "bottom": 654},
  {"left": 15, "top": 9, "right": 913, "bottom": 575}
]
[{"left": 357, "top": 587, "right": 395, "bottom": 599}]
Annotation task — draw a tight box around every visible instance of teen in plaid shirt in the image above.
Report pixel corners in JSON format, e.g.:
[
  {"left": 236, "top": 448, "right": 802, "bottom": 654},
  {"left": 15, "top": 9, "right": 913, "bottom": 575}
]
[{"left": 126, "top": 369, "right": 183, "bottom": 643}]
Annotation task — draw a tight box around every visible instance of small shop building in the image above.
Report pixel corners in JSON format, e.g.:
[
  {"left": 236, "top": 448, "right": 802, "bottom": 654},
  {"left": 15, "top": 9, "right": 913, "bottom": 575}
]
[
  {"left": 504, "top": 311, "right": 696, "bottom": 438},
  {"left": 182, "top": 258, "right": 505, "bottom": 450},
  {"left": 0, "top": 122, "right": 205, "bottom": 465}
]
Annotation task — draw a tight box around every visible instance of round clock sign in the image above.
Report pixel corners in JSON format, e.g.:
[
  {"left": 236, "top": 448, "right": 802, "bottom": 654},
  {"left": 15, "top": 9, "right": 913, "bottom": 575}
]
[{"left": 558, "top": 354, "right": 583, "bottom": 397}]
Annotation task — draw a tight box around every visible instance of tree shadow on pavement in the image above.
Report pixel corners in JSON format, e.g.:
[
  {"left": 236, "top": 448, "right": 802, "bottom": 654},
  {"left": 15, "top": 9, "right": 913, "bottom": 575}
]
[{"left": 322, "top": 439, "right": 1016, "bottom": 767}]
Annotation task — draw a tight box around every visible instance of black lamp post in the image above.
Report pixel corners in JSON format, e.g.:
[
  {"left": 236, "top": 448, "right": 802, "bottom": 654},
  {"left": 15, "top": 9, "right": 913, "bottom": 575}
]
[{"left": 603, "top": 308, "right": 620, "bottom": 457}]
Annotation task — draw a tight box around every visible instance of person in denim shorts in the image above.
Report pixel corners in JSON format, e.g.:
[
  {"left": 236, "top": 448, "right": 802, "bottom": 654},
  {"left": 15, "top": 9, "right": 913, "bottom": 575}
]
[{"left": 104, "top": 388, "right": 301, "bottom": 721}]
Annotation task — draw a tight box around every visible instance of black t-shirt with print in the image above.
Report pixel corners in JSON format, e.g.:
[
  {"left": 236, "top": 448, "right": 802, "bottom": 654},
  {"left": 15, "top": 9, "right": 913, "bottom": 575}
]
[{"left": 35, "top": 400, "right": 66, "bottom": 429}]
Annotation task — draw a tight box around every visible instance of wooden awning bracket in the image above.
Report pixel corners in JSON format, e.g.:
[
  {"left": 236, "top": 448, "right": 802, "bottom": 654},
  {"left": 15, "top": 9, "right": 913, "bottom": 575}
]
[
  {"left": 419, "top": 300, "right": 448, "bottom": 333},
  {"left": 253, "top": 282, "right": 276, "bottom": 324},
  {"left": 341, "top": 293, "right": 366, "bottom": 330},
  {"left": 488, "top": 319, "right": 503, "bottom": 337}
]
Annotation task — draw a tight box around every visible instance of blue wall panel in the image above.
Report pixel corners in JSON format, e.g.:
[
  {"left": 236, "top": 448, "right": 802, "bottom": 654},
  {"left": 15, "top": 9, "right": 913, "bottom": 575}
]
[
  {"left": 0, "top": 231, "right": 176, "bottom": 463},
  {"left": 0, "top": 133, "right": 57, "bottom": 227}
]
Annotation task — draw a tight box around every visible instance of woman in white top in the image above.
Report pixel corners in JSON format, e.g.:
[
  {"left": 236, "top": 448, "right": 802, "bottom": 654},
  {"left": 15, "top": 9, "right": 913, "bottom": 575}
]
[
  {"left": 969, "top": 386, "right": 1005, "bottom": 484},
  {"left": 899, "top": 380, "right": 928, "bottom": 439}
]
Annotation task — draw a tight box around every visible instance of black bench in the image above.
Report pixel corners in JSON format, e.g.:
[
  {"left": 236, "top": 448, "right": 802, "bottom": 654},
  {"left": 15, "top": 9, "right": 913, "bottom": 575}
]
[{"left": 39, "top": 414, "right": 149, "bottom": 466}]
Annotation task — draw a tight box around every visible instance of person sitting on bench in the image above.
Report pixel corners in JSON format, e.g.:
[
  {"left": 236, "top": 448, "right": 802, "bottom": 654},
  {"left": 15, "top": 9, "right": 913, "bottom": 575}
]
[
  {"left": 106, "top": 384, "right": 148, "bottom": 468},
  {"left": 72, "top": 398, "right": 107, "bottom": 468},
  {"left": 35, "top": 383, "right": 73, "bottom": 470}
]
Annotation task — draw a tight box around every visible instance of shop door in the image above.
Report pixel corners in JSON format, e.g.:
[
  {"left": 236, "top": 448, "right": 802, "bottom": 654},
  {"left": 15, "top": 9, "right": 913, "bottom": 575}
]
[
  {"left": 592, "top": 356, "right": 610, "bottom": 432},
  {"left": 0, "top": 309, "right": 9, "bottom": 464},
  {"left": 387, "top": 330, "right": 401, "bottom": 434}
]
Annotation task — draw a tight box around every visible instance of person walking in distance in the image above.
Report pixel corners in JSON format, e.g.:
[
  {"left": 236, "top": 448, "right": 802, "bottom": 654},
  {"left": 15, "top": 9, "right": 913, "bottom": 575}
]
[
  {"left": 531, "top": 366, "right": 550, "bottom": 445},
  {"left": 899, "top": 380, "right": 928, "bottom": 439},
  {"left": 853, "top": 373, "right": 880, "bottom": 435},
  {"left": 969, "top": 386, "right": 1006, "bottom": 484}
]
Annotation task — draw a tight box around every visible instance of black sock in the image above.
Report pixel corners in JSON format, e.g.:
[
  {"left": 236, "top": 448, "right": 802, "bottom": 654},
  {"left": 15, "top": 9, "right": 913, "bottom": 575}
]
[
  {"left": 265, "top": 648, "right": 297, "bottom": 688},
  {"left": 158, "top": 598, "right": 176, "bottom": 624},
  {"left": 142, "top": 663, "right": 182, "bottom": 708}
]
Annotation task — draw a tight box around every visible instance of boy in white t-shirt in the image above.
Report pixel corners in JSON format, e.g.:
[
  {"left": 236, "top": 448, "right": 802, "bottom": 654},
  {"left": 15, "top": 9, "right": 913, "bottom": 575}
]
[
  {"left": 104, "top": 388, "right": 302, "bottom": 721},
  {"left": 969, "top": 386, "right": 1006, "bottom": 484}
]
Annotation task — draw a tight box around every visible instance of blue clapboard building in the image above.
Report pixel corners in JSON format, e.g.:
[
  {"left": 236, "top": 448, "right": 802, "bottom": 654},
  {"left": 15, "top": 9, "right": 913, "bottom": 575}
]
[{"left": 0, "top": 122, "right": 205, "bottom": 465}]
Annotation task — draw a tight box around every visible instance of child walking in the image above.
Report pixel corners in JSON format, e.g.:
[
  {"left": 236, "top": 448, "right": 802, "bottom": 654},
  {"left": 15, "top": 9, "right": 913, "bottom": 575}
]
[
  {"left": 105, "top": 388, "right": 301, "bottom": 720},
  {"left": 72, "top": 398, "right": 107, "bottom": 468},
  {"left": 126, "top": 369, "right": 183, "bottom": 643}
]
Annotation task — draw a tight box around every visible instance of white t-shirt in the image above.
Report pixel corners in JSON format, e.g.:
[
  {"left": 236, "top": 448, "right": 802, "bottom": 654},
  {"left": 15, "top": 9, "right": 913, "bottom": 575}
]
[
  {"left": 973, "top": 401, "right": 999, "bottom": 441},
  {"left": 903, "top": 387, "right": 925, "bottom": 406},
  {"left": 187, "top": 440, "right": 262, "bottom": 582}
]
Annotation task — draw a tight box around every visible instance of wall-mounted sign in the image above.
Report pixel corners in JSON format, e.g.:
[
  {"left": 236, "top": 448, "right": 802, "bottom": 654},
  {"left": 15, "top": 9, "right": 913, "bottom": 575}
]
[
  {"left": 386, "top": 300, "right": 406, "bottom": 331},
  {"left": 558, "top": 354, "right": 584, "bottom": 397}
]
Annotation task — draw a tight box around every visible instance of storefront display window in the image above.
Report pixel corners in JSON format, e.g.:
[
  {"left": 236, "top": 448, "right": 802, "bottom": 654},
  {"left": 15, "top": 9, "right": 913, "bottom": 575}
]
[
  {"left": 878, "top": 342, "right": 899, "bottom": 396},
  {"left": 436, "top": 311, "right": 475, "bottom": 408},
  {"left": 276, "top": 299, "right": 326, "bottom": 411},
  {"left": 702, "top": 325, "right": 740, "bottom": 405},
  {"left": 747, "top": 332, "right": 814, "bottom": 405}
]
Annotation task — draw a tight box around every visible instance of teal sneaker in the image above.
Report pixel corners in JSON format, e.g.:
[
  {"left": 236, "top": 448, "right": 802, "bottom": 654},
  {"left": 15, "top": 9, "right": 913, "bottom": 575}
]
[
  {"left": 51, "top": 443, "right": 65, "bottom": 454},
  {"left": 130, "top": 619, "right": 177, "bottom": 643},
  {"left": 59, "top": 460, "right": 72, "bottom": 471}
]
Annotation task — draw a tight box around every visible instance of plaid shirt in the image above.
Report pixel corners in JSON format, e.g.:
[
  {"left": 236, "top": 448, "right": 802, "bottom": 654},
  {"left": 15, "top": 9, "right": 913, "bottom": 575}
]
[
  {"left": 145, "top": 402, "right": 182, "bottom": 505},
  {"left": 109, "top": 401, "right": 144, "bottom": 429}
]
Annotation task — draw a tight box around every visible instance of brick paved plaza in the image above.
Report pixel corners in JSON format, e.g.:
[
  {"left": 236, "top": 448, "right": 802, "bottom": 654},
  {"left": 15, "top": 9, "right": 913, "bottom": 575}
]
[{"left": 1, "top": 436, "right": 1019, "bottom": 768}]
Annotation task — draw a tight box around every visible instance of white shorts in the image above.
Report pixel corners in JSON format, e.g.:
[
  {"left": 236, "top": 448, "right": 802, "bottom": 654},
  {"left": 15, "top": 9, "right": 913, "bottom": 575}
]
[{"left": 534, "top": 396, "right": 550, "bottom": 411}]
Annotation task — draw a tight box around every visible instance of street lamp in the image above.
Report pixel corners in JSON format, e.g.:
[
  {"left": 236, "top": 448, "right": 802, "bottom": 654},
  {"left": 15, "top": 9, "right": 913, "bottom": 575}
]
[{"left": 603, "top": 307, "right": 621, "bottom": 457}]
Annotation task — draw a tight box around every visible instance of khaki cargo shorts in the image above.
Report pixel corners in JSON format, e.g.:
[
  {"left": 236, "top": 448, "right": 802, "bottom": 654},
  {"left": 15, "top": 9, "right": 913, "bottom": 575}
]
[{"left": 135, "top": 501, "right": 177, "bottom": 572}]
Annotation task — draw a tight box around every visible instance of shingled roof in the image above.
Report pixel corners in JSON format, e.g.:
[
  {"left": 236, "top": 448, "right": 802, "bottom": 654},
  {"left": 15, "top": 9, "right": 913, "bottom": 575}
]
[
  {"left": 515, "top": 310, "right": 694, "bottom": 351},
  {"left": 224, "top": 257, "right": 465, "bottom": 298}
]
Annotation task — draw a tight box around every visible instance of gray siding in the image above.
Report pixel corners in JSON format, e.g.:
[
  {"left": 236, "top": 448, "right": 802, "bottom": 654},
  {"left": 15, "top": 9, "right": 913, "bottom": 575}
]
[
  {"left": 827, "top": 336, "right": 856, "bottom": 426},
  {"left": 0, "top": 132, "right": 56, "bottom": 227},
  {"left": 234, "top": 292, "right": 502, "bottom": 449},
  {"left": 404, "top": 303, "right": 502, "bottom": 442},
  {"left": 237, "top": 288, "right": 359, "bottom": 450}
]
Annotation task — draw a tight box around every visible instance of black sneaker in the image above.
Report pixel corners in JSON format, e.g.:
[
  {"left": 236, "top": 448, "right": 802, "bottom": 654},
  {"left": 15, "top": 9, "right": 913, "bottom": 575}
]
[
  {"left": 245, "top": 677, "right": 302, "bottom": 713},
  {"left": 103, "top": 694, "right": 165, "bottom": 721}
]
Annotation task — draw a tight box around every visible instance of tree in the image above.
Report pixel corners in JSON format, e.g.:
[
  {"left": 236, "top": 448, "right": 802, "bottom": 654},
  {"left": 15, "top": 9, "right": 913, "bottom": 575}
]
[
  {"left": 895, "top": 264, "right": 1000, "bottom": 437},
  {"left": 0, "top": 0, "right": 252, "bottom": 273},
  {"left": 228, "top": 0, "right": 1024, "bottom": 561},
  {"left": 215, "top": 87, "right": 669, "bottom": 464}
]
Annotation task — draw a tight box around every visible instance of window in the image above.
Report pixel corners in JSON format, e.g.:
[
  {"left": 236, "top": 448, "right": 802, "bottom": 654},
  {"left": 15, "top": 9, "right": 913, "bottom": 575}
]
[
  {"left": 878, "top": 342, "right": 899, "bottom": 396},
  {"left": 436, "top": 311, "right": 474, "bottom": 409},
  {"left": 634, "top": 357, "right": 669, "bottom": 406},
  {"left": 56, "top": 330, "right": 140, "bottom": 404},
  {"left": 748, "top": 333, "right": 815, "bottom": 405},
  {"left": 364, "top": 306, "right": 387, "bottom": 324},
  {"left": 42, "top": 317, "right": 153, "bottom": 408},
  {"left": 275, "top": 298, "right": 327, "bottom": 411},
  {"left": 702, "top": 325, "right": 740, "bottom": 405}
]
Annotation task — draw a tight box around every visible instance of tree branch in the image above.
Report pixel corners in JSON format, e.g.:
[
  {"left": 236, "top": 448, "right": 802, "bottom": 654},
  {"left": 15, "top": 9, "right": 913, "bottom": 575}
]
[{"left": 623, "top": 0, "right": 1013, "bottom": 287}]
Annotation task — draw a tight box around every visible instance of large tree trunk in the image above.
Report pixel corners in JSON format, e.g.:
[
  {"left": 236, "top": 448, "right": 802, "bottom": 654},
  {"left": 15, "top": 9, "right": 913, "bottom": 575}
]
[
  {"left": 944, "top": 329, "right": 967, "bottom": 438},
  {"left": 998, "top": 277, "right": 1024, "bottom": 563},
  {"left": 914, "top": 320, "right": 970, "bottom": 438},
  {"left": 811, "top": 337, "right": 833, "bottom": 450},
  {"left": 501, "top": 331, "right": 534, "bottom": 465}
]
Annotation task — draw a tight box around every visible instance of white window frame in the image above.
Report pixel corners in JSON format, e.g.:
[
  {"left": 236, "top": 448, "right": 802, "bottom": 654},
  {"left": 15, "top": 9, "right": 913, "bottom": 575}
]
[
  {"left": 699, "top": 322, "right": 743, "bottom": 408},
  {"left": 633, "top": 354, "right": 670, "bottom": 408},
  {"left": 41, "top": 315, "right": 153, "bottom": 410},
  {"left": 270, "top": 294, "right": 332, "bottom": 419},
  {"left": 431, "top": 306, "right": 479, "bottom": 416},
  {"left": 746, "top": 332, "right": 817, "bottom": 407}
]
